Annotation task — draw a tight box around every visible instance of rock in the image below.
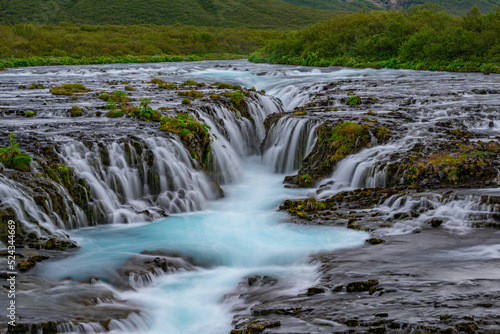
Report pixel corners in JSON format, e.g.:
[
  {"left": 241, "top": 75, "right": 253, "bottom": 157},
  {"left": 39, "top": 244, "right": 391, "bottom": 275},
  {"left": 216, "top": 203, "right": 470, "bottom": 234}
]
[
  {"left": 306, "top": 287, "right": 326, "bottom": 296},
  {"left": 429, "top": 218, "right": 444, "bottom": 227},
  {"left": 346, "top": 280, "right": 379, "bottom": 292},
  {"left": 366, "top": 238, "right": 385, "bottom": 245}
]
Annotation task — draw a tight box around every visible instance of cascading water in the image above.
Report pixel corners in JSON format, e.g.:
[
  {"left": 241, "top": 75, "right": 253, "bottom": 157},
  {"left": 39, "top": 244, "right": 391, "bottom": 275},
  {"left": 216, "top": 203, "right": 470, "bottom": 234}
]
[
  {"left": 59, "top": 136, "right": 218, "bottom": 224},
  {"left": 2, "top": 60, "right": 500, "bottom": 334},
  {"left": 261, "top": 117, "right": 319, "bottom": 173}
]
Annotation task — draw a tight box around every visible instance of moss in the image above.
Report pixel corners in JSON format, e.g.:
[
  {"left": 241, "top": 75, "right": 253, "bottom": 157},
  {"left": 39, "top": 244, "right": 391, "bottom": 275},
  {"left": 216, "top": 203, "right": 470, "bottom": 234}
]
[
  {"left": 182, "top": 80, "right": 204, "bottom": 87},
  {"left": 366, "top": 238, "right": 385, "bottom": 245},
  {"left": 178, "top": 90, "right": 203, "bottom": 98},
  {"left": 346, "top": 280, "right": 379, "bottom": 292},
  {"left": 50, "top": 83, "right": 90, "bottom": 95},
  {"left": 98, "top": 90, "right": 131, "bottom": 102},
  {"left": 293, "top": 110, "right": 307, "bottom": 116},
  {"left": 25, "top": 110, "right": 36, "bottom": 117},
  {"left": 160, "top": 113, "right": 211, "bottom": 167},
  {"left": 17, "top": 258, "right": 36, "bottom": 272},
  {"left": 12, "top": 153, "right": 31, "bottom": 172},
  {"left": 181, "top": 98, "right": 191, "bottom": 105},
  {"left": 69, "top": 106, "right": 82, "bottom": 117},
  {"left": 106, "top": 110, "right": 123, "bottom": 118},
  {"left": 210, "top": 94, "right": 220, "bottom": 99},
  {"left": 28, "top": 83, "right": 44, "bottom": 89},
  {"left": 346, "top": 95, "right": 361, "bottom": 106},
  {"left": 454, "top": 322, "right": 478, "bottom": 333},
  {"left": 18, "top": 85, "right": 26, "bottom": 89},
  {"left": 124, "top": 85, "right": 136, "bottom": 91}
]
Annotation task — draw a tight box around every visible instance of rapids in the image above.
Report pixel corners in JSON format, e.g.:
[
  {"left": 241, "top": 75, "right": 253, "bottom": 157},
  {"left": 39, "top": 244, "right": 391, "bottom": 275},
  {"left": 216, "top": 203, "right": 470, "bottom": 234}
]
[{"left": 1, "top": 60, "right": 500, "bottom": 333}]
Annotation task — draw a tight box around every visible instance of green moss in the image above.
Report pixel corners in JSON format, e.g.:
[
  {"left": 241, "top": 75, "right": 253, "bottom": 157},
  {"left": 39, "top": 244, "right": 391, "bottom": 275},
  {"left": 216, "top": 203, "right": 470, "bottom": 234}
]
[
  {"left": 293, "top": 110, "right": 307, "bottom": 117},
  {"left": 160, "top": 113, "right": 211, "bottom": 167},
  {"left": 125, "top": 86, "right": 136, "bottom": 91},
  {"left": 98, "top": 90, "right": 131, "bottom": 102},
  {"left": 182, "top": 80, "right": 203, "bottom": 87},
  {"left": 106, "top": 110, "right": 123, "bottom": 118},
  {"left": 69, "top": 106, "right": 82, "bottom": 117},
  {"left": 210, "top": 94, "right": 220, "bottom": 99},
  {"left": 50, "top": 83, "right": 90, "bottom": 95},
  {"left": 181, "top": 98, "right": 191, "bottom": 105},
  {"left": 346, "top": 95, "right": 361, "bottom": 106},
  {"left": 12, "top": 154, "right": 31, "bottom": 172},
  {"left": 25, "top": 110, "right": 36, "bottom": 117},
  {"left": 28, "top": 83, "right": 44, "bottom": 89},
  {"left": 178, "top": 90, "right": 204, "bottom": 98}
]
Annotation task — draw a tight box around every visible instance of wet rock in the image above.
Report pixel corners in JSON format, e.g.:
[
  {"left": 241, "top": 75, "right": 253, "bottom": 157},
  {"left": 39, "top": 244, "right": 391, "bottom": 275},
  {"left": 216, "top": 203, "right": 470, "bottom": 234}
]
[
  {"left": 346, "top": 280, "right": 379, "bottom": 292},
  {"left": 366, "top": 238, "right": 385, "bottom": 245},
  {"left": 306, "top": 287, "right": 326, "bottom": 296},
  {"left": 429, "top": 218, "right": 444, "bottom": 228}
]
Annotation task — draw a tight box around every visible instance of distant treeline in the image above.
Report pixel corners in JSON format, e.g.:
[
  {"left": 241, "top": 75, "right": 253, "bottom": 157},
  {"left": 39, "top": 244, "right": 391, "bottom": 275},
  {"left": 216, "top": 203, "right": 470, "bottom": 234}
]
[
  {"left": 249, "top": 5, "right": 500, "bottom": 73},
  {"left": 0, "top": 24, "right": 284, "bottom": 68}
]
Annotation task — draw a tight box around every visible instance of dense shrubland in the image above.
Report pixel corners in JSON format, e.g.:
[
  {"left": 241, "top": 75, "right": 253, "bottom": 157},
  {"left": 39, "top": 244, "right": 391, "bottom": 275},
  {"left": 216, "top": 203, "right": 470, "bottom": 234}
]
[{"left": 250, "top": 5, "right": 500, "bottom": 73}]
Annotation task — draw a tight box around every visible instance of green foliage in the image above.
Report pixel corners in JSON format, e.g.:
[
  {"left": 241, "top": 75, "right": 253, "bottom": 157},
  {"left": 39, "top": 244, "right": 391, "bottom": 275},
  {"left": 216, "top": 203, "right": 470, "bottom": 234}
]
[
  {"left": 0, "top": 133, "right": 31, "bottom": 172},
  {"left": 0, "top": 24, "right": 286, "bottom": 69},
  {"left": 50, "top": 83, "right": 90, "bottom": 95},
  {"left": 346, "top": 95, "right": 361, "bottom": 106},
  {"left": 138, "top": 97, "right": 161, "bottom": 122},
  {"left": 160, "top": 113, "right": 209, "bottom": 137},
  {"left": 12, "top": 154, "right": 31, "bottom": 172},
  {"left": 181, "top": 98, "right": 191, "bottom": 105},
  {"left": 25, "top": 110, "right": 36, "bottom": 117},
  {"left": 0, "top": 0, "right": 335, "bottom": 29},
  {"left": 230, "top": 90, "right": 245, "bottom": 105},
  {"left": 250, "top": 7, "right": 500, "bottom": 73}
]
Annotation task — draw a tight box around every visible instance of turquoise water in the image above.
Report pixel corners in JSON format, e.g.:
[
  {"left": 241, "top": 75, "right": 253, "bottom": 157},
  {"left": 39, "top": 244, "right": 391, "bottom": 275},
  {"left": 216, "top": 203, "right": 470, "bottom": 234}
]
[{"left": 39, "top": 158, "right": 368, "bottom": 333}]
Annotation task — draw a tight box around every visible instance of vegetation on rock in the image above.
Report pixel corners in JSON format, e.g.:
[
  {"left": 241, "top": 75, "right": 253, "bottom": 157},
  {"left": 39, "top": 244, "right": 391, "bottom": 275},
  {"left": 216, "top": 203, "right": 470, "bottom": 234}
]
[
  {"left": 49, "top": 83, "right": 91, "bottom": 95},
  {"left": 0, "top": 133, "right": 31, "bottom": 172},
  {"left": 160, "top": 113, "right": 212, "bottom": 167}
]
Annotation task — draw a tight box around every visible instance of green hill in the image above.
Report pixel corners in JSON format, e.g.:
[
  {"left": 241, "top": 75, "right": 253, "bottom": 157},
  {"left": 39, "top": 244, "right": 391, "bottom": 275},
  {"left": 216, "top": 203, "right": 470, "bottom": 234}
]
[
  {"left": 0, "top": 0, "right": 337, "bottom": 29},
  {"left": 278, "top": 0, "right": 500, "bottom": 14}
]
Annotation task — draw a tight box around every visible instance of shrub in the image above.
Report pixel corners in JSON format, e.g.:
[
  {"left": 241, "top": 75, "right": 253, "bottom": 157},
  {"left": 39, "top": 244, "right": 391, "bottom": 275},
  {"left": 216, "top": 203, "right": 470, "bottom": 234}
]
[{"left": 182, "top": 98, "right": 191, "bottom": 105}]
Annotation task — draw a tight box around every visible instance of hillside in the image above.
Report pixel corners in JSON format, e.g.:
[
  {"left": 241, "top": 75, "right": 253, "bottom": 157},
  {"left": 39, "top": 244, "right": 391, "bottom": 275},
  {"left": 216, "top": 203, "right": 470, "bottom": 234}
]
[
  {"left": 278, "top": 0, "right": 500, "bottom": 14},
  {"left": 0, "top": 0, "right": 336, "bottom": 29}
]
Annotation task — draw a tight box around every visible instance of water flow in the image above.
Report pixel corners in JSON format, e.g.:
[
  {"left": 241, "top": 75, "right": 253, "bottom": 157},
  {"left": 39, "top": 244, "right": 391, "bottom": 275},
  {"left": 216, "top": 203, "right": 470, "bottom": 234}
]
[
  {"left": 39, "top": 159, "right": 368, "bottom": 334},
  {"left": 59, "top": 136, "right": 218, "bottom": 225}
]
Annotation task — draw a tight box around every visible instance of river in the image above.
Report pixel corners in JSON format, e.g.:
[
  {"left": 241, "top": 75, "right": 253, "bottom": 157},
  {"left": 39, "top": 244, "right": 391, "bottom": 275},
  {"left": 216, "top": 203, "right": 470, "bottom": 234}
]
[{"left": 0, "top": 60, "right": 499, "bottom": 333}]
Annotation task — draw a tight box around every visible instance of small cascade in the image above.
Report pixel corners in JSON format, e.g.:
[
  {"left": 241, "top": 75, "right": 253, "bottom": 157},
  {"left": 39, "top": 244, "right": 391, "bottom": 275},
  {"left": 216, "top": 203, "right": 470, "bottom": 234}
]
[
  {"left": 59, "top": 136, "right": 218, "bottom": 225},
  {"left": 197, "top": 95, "right": 281, "bottom": 184},
  {"left": 377, "top": 192, "right": 500, "bottom": 233},
  {"left": 58, "top": 322, "right": 107, "bottom": 333},
  {"left": 317, "top": 141, "right": 409, "bottom": 198},
  {"left": 261, "top": 117, "right": 319, "bottom": 173},
  {"left": 0, "top": 172, "right": 87, "bottom": 234}
]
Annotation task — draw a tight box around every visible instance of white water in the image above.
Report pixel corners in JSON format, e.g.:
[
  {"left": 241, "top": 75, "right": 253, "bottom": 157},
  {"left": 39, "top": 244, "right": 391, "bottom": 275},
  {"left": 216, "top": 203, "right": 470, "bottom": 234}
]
[
  {"left": 39, "top": 159, "right": 368, "bottom": 333},
  {"left": 3, "top": 60, "right": 500, "bottom": 332}
]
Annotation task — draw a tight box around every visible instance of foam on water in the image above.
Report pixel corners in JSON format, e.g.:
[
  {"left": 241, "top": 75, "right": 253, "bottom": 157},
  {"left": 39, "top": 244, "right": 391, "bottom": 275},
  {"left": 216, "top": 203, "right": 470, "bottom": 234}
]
[{"left": 38, "top": 159, "right": 368, "bottom": 334}]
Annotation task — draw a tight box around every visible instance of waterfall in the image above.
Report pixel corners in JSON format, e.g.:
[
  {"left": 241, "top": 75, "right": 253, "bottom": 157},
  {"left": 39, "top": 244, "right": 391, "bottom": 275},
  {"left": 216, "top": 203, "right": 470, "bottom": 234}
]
[
  {"left": 317, "top": 141, "right": 409, "bottom": 198},
  {"left": 261, "top": 117, "right": 319, "bottom": 173},
  {"left": 58, "top": 135, "right": 219, "bottom": 225}
]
